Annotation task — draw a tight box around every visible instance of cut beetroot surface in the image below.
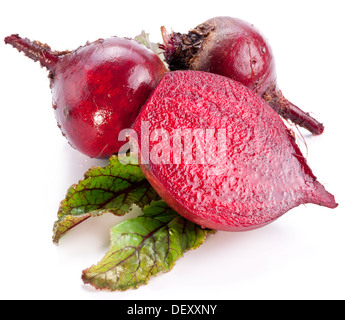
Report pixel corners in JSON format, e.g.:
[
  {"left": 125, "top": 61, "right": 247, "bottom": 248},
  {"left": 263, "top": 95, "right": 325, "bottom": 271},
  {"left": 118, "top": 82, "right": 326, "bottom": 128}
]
[{"left": 132, "top": 71, "right": 337, "bottom": 231}]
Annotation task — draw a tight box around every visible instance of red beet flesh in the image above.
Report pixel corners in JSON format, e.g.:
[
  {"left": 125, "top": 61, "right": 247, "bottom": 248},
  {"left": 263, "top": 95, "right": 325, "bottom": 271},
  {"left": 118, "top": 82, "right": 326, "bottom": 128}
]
[
  {"left": 5, "top": 35, "right": 167, "bottom": 158},
  {"left": 132, "top": 71, "right": 337, "bottom": 231},
  {"left": 161, "top": 16, "right": 324, "bottom": 135}
]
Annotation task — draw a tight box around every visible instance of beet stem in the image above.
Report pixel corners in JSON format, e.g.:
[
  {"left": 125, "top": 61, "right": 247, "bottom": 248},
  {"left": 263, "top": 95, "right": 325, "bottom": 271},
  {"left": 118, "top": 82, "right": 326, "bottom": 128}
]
[
  {"left": 160, "top": 26, "right": 173, "bottom": 52},
  {"left": 4, "top": 34, "right": 60, "bottom": 70}
]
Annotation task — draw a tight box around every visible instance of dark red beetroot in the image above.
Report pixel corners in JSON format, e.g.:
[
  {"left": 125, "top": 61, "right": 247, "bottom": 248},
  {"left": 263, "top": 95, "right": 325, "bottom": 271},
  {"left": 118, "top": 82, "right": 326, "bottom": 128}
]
[
  {"left": 161, "top": 16, "right": 324, "bottom": 135},
  {"left": 4, "top": 35, "right": 167, "bottom": 158},
  {"left": 132, "top": 71, "right": 337, "bottom": 231}
]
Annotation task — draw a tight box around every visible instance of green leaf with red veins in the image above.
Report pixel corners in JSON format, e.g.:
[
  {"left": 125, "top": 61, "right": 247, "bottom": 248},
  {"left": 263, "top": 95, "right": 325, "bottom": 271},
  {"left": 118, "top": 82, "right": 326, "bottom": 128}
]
[
  {"left": 82, "top": 200, "right": 214, "bottom": 291},
  {"left": 53, "top": 155, "right": 160, "bottom": 243}
]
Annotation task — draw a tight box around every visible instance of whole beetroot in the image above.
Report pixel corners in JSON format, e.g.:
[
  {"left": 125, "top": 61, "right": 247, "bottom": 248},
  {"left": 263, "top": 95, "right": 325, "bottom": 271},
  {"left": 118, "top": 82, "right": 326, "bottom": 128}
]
[
  {"left": 5, "top": 34, "right": 167, "bottom": 158},
  {"left": 161, "top": 16, "right": 324, "bottom": 135}
]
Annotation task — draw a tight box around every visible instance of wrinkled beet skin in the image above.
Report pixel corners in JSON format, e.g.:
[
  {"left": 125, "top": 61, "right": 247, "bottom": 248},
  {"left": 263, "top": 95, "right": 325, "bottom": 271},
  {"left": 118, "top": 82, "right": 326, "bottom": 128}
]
[
  {"left": 5, "top": 35, "right": 166, "bottom": 158},
  {"left": 132, "top": 71, "right": 337, "bottom": 231}
]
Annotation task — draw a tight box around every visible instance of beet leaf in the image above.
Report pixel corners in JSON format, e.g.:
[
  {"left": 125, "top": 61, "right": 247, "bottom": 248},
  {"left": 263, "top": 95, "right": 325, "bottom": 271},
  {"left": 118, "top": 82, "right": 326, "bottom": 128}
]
[
  {"left": 53, "top": 155, "right": 160, "bottom": 243},
  {"left": 82, "top": 200, "right": 214, "bottom": 291}
]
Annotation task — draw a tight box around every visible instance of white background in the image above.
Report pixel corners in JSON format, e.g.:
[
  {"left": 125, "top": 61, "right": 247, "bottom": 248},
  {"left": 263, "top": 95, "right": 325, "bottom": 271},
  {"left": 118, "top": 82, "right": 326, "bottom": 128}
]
[{"left": 0, "top": 0, "right": 344, "bottom": 300}]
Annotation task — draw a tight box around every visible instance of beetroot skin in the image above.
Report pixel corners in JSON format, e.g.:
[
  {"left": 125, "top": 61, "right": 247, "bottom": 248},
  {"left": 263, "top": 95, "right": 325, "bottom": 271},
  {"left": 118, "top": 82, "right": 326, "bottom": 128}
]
[
  {"left": 5, "top": 35, "right": 167, "bottom": 158},
  {"left": 132, "top": 71, "right": 337, "bottom": 231},
  {"left": 161, "top": 16, "right": 324, "bottom": 135}
]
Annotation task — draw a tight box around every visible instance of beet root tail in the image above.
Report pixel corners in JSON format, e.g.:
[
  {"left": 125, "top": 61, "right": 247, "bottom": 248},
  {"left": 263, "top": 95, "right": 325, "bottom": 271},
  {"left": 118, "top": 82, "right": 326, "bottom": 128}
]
[
  {"left": 309, "top": 181, "right": 338, "bottom": 209},
  {"left": 285, "top": 100, "right": 324, "bottom": 135},
  {"left": 263, "top": 86, "right": 324, "bottom": 135},
  {"left": 4, "top": 34, "right": 64, "bottom": 70}
]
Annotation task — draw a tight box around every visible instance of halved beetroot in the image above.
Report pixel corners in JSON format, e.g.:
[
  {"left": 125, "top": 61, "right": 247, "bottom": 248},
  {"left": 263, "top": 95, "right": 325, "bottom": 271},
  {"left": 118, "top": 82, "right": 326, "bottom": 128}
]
[{"left": 132, "top": 71, "right": 337, "bottom": 231}]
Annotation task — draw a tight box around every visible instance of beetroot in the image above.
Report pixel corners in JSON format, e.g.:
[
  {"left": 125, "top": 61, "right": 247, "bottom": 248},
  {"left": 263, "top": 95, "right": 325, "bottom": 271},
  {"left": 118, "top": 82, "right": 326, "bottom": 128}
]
[
  {"left": 132, "top": 71, "right": 337, "bottom": 231},
  {"left": 4, "top": 34, "right": 167, "bottom": 158},
  {"left": 161, "top": 16, "right": 324, "bottom": 135}
]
